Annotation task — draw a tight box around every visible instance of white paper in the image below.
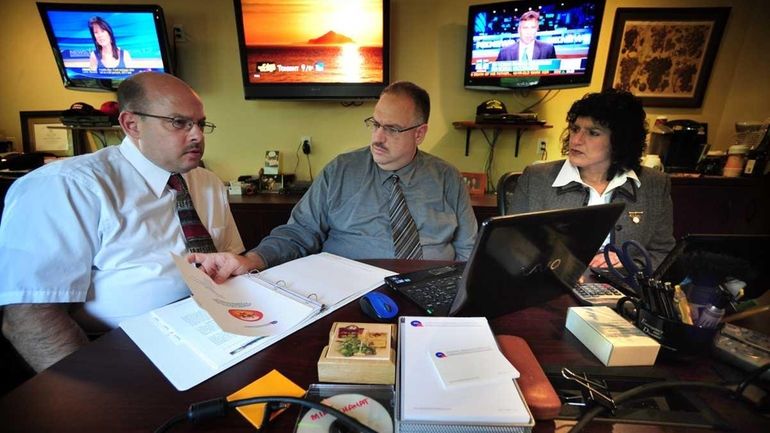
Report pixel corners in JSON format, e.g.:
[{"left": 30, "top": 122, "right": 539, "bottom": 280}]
[
  {"left": 429, "top": 335, "right": 519, "bottom": 388},
  {"left": 399, "top": 316, "right": 532, "bottom": 425}
]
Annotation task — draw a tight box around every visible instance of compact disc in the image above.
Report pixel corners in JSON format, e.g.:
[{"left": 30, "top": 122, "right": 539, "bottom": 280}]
[{"left": 296, "top": 393, "right": 393, "bottom": 433}]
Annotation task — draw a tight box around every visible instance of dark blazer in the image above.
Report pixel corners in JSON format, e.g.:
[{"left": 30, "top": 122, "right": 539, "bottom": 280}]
[
  {"left": 509, "top": 160, "right": 675, "bottom": 268},
  {"left": 496, "top": 40, "right": 557, "bottom": 61}
]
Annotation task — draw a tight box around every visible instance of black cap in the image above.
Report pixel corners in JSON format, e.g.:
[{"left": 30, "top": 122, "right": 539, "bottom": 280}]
[{"left": 476, "top": 99, "right": 507, "bottom": 115}]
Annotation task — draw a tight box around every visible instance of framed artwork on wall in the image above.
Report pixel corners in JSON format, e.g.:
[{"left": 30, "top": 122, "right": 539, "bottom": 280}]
[
  {"left": 602, "top": 7, "right": 730, "bottom": 108},
  {"left": 19, "top": 110, "right": 74, "bottom": 156}
]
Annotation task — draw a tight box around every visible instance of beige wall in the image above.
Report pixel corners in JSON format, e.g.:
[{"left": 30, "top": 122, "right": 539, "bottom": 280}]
[{"left": 1, "top": 0, "right": 768, "bottom": 184}]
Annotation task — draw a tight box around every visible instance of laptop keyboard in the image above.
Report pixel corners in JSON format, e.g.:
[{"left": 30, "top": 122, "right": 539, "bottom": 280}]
[{"left": 384, "top": 264, "right": 465, "bottom": 316}]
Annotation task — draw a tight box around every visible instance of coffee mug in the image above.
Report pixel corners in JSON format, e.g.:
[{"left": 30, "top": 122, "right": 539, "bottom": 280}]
[
  {"left": 616, "top": 297, "right": 720, "bottom": 357},
  {"left": 641, "top": 154, "right": 663, "bottom": 171}
]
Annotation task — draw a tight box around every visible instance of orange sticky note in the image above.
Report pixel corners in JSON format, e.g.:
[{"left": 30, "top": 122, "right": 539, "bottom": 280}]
[{"left": 226, "top": 369, "right": 306, "bottom": 429}]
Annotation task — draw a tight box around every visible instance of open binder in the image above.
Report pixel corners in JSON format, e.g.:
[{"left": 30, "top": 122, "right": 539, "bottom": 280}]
[{"left": 120, "top": 253, "right": 395, "bottom": 390}]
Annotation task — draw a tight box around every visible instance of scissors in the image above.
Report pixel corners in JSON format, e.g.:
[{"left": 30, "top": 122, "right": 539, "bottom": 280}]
[{"left": 603, "top": 240, "right": 654, "bottom": 290}]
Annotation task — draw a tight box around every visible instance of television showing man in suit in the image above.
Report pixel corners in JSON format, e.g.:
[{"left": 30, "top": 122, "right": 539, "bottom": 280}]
[{"left": 496, "top": 11, "right": 556, "bottom": 61}]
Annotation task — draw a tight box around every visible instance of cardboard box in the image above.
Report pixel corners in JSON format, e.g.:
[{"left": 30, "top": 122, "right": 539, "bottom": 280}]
[
  {"left": 565, "top": 306, "right": 660, "bottom": 366},
  {"left": 317, "top": 322, "right": 396, "bottom": 384}
]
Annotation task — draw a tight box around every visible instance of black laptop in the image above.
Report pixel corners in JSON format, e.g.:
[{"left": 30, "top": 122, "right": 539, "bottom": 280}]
[{"left": 385, "top": 202, "right": 625, "bottom": 318}]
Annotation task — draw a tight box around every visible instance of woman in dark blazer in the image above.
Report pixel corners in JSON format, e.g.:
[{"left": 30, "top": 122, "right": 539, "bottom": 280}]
[{"left": 510, "top": 89, "right": 675, "bottom": 269}]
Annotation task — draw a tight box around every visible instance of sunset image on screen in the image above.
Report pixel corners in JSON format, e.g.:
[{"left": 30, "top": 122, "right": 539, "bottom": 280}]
[{"left": 240, "top": 0, "right": 384, "bottom": 84}]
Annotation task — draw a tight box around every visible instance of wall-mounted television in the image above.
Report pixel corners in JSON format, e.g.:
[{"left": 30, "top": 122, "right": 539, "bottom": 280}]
[
  {"left": 464, "top": 0, "right": 606, "bottom": 91},
  {"left": 233, "top": 0, "right": 390, "bottom": 100},
  {"left": 37, "top": 2, "right": 173, "bottom": 92}
]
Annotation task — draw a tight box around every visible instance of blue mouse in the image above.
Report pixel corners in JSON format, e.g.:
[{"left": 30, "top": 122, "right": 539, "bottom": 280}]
[{"left": 359, "top": 292, "right": 399, "bottom": 321}]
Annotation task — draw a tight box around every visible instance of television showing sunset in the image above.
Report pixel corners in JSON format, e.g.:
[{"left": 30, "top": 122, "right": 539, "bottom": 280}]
[{"left": 239, "top": 0, "right": 384, "bottom": 84}]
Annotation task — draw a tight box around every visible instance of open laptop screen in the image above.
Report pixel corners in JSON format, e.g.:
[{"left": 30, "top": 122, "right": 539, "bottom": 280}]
[{"left": 451, "top": 202, "right": 625, "bottom": 317}]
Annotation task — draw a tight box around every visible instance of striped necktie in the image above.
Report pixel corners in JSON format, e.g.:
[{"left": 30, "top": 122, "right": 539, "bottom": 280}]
[
  {"left": 388, "top": 175, "right": 423, "bottom": 259},
  {"left": 167, "top": 173, "right": 217, "bottom": 254}
]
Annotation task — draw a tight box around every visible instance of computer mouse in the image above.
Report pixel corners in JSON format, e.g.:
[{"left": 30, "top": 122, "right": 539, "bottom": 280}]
[{"left": 359, "top": 292, "right": 399, "bottom": 321}]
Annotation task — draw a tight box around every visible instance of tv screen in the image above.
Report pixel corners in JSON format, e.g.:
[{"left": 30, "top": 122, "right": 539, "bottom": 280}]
[
  {"left": 37, "top": 3, "right": 173, "bottom": 92},
  {"left": 464, "top": 0, "right": 605, "bottom": 91},
  {"left": 233, "top": 0, "right": 390, "bottom": 100}
]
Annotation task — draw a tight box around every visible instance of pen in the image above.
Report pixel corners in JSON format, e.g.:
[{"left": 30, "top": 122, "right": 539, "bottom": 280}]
[
  {"left": 659, "top": 282, "right": 677, "bottom": 320},
  {"left": 673, "top": 284, "right": 694, "bottom": 325}
]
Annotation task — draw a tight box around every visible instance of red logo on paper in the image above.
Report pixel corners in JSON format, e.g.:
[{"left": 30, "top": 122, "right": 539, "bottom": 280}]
[{"left": 228, "top": 309, "right": 263, "bottom": 322}]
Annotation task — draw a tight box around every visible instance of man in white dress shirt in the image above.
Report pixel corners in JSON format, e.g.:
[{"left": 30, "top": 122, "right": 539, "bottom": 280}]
[{"left": 0, "top": 72, "right": 243, "bottom": 372}]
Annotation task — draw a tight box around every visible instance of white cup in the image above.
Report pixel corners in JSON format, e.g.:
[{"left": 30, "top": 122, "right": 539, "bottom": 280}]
[{"left": 641, "top": 154, "right": 663, "bottom": 171}]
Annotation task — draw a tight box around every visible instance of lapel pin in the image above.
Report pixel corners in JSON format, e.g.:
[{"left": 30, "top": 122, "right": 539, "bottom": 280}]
[{"left": 628, "top": 211, "right": 643, "bottom": 224}]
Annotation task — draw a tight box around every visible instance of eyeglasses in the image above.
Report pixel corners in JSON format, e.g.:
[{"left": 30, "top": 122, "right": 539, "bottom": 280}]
[
  {"left": 131, "top": 112, "right": 216, "bottom": 134},
  {"left": 364, "top": 117, "right": 423, "bottom": 137}
]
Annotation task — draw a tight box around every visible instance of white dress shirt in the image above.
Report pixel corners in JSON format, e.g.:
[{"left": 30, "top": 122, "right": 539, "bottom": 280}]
[
  {"left": 0, "top": 137, "right": 243, "bottom": 332},
  {"left": 552, "top": 159, "right": 640, "bottom": 247}
]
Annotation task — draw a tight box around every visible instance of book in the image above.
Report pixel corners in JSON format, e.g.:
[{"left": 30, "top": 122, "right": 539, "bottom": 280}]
[
  {"left": 396, "top": 316, "right": 533, "bottom": 432},
  {"left": 120, "top": 253, "right": 395, "bottom": 390}
]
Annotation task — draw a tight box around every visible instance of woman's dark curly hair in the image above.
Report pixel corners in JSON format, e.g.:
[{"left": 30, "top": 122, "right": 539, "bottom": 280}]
[{"left": 560, "top": 88, "right": 648, "bottom": 180}]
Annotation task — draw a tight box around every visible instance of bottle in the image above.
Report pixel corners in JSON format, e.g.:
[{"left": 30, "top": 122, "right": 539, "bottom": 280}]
[
  {"left": 743, "top": 125, "right": 769, "bottom": 177},
  {"left": 695, "top": 304, "right": 724, "bottom": 329}
]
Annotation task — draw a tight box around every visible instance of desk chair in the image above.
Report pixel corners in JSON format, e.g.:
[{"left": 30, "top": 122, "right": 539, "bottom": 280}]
[{"left": 496, "top": 171, "right": 521, "bottom": 215}]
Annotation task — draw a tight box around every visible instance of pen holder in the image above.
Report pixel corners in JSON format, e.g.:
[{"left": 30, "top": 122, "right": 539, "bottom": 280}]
[{"left": 617, "top": 298, "right": 721, "bottom": 358}]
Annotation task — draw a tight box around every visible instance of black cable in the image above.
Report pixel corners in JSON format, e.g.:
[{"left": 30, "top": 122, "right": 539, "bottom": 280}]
[
  {"left": 154, "top": 396, "right": 378, "bottom": 433},
  {"left": 736, "top": 362, "right": 770, "bottom": 396},
  {"left": 567, "top": 380, "right": 735, "bottom": 433}
]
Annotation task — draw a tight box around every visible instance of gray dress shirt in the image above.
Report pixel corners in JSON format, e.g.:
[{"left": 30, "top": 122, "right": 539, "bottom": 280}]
[
  {"left": 510, "top": 160, "right": 675, "bottom": 268},
  {"left": 251, "top": 147, "right": 478, "bottom": 266}
]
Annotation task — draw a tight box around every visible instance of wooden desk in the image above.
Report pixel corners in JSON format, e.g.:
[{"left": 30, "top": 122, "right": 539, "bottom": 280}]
[{"left": 1, "top": 260, "right": 767, "bottom": 432}]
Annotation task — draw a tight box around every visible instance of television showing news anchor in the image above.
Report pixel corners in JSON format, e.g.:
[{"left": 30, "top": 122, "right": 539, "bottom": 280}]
[
  {"left": 88, "top": 16, "right": 134, "bottom": 71},
  {"left": 496, "top": 11, "right": 556, "bottom": 61}
]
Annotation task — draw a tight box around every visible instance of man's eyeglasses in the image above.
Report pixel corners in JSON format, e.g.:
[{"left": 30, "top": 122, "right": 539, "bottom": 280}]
[
  {"left": 131, "top": 112, "right": 216, "bottom": 134},
  {"left": 364, "top": 117, "right": 423, "bottom": 137}
]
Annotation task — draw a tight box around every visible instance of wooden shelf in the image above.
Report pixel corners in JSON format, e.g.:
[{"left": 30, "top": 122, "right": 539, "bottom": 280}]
[{"left": 452, "top": 120, "right": 552, "bottom": 157}]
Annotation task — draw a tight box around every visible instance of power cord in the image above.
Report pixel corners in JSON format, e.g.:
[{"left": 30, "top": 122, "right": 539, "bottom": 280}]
[
  {"left": 154, "top": 396, "right": 378, "bottom": 433},
  {"left": 567, "top": 362, "right": 770, "bottom": 433}
]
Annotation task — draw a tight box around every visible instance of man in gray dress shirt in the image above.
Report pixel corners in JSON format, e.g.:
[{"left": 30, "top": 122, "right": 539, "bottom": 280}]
[{"left": 191, "top": 81, "right": 477, "bottom": 282}]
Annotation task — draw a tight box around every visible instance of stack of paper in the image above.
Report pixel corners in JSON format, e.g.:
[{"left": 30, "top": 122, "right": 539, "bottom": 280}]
[{"left": 397, "top": 316, "right": 534, "bottom": 432}]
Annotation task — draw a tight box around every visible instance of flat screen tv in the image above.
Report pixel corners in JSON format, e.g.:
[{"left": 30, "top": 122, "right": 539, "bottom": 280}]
[
  {"left": 233, "top": 0, "right": 390, "bottom": 100},
  {"left": 464, "top": 0, "right": 606, "bottom": 91},
  {"left": 37, "top": 2, "right": 173, "bottom": 92}
]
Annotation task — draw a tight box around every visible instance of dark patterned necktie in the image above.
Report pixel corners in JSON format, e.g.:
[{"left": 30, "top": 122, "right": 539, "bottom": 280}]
[
  {"left": 388, "top": 175, "right": 422, "bottom": 259},
  {"left": 167, "top": 173, "right": 217, "bottom": 254}
]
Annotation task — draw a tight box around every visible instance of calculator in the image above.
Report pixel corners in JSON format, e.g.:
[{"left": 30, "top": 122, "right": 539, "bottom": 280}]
[{"left": 570, "top": 282, "right": 625, "bottom": 307}]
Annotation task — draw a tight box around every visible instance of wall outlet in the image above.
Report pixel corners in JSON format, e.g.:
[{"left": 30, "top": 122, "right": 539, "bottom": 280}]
[
  {"left": 301, "top": 136, "right": 312, "bottom": 154},
  {"left": 172, "top": 25, "right": 186, "bottom": 42},
  {"left": 539, "top": 139, "right": 547, "bottom": 156}
]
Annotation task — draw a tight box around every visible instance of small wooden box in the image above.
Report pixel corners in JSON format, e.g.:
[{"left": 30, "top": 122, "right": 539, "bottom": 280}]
[{"left": 317, "top": 322, "right": 397, "bottom": 385}]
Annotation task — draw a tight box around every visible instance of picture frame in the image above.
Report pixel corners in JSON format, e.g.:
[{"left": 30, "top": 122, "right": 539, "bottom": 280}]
[
  {"left": 461, "top": 172, "right": 487, "bottom": 196},
  {"left": 20, "top": 110, "right": 74, "bottom": 156},
  {"left": 602, "top": 7, "right": 730, "bottom": 108}
]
